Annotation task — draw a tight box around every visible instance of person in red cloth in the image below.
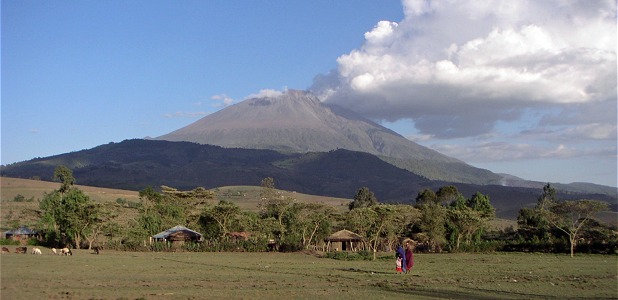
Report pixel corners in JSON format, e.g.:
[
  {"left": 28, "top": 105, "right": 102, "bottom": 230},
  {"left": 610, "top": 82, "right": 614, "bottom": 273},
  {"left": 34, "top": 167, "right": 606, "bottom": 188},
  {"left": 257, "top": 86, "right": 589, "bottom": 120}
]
[{"left": 405, "top": 241, "right": 414, "bottom": 273}]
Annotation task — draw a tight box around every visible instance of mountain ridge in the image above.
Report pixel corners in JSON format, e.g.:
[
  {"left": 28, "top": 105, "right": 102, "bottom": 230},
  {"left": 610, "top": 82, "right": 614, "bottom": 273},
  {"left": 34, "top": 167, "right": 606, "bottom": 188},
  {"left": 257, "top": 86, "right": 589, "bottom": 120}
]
[{"left": 2, "top": 139, "right": 615, "bottom": 219}]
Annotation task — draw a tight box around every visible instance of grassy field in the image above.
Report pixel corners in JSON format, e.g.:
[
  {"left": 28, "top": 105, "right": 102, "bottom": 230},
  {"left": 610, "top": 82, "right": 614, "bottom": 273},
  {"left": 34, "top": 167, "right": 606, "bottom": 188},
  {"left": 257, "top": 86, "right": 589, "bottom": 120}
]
[{"left": 0, "top": 249, "right": 616, "bottom": 299}]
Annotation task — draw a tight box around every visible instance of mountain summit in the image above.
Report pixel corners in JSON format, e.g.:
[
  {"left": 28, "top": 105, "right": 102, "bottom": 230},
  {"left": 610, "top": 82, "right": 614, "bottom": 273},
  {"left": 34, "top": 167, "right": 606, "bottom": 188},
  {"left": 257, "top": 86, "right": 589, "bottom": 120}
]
[{"left": 157, "top": 90, "right": 501, "bottom": 184}]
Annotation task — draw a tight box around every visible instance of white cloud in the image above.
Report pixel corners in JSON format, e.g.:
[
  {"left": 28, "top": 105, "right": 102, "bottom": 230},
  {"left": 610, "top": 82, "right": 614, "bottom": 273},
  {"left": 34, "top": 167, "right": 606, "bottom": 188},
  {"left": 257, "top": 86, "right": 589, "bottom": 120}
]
[
  {"left": 314, "top": 0, "right": 617, "bottom": 139},
  {"left": 244, "top": 89, "right": 284, "bottom": 100},
  {"left": 210, "top": 94, "right": 235, "bottom": 107}
]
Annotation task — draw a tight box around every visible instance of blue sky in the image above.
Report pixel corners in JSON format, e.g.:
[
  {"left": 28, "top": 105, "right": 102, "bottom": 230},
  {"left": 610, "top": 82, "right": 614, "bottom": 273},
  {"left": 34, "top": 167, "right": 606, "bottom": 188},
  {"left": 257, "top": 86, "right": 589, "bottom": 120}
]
[{"left": 2, "top": 1, "right": 617, "bottom": 187}]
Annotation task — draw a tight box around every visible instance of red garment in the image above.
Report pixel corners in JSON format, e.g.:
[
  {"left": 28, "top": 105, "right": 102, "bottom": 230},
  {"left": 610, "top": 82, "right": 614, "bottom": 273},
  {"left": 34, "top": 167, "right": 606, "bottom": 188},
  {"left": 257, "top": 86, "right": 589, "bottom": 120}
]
[{"left": 405, "top": 248, "right": 414, "bottom": 270}]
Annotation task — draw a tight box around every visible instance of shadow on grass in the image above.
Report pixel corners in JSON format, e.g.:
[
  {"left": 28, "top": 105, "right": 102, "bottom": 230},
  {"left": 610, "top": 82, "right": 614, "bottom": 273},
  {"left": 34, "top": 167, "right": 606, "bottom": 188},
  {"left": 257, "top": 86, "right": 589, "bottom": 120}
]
[{"left": 371, "top": 280, "right": 560, "bottom": 300}]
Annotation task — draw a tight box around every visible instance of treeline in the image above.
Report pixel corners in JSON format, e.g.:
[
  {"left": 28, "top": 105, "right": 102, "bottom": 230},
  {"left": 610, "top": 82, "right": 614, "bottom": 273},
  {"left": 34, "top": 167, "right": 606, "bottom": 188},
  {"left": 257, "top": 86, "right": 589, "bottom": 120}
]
[{"left": 31, "top": 167, "right": 617, "bottom": 256}]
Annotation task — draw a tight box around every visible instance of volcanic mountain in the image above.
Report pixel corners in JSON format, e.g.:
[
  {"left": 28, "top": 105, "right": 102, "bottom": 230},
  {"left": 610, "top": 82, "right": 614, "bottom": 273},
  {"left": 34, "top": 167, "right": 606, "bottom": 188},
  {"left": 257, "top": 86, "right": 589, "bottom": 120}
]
[{"left": 157, "top": 90, "right": 502, "bottom": 184}]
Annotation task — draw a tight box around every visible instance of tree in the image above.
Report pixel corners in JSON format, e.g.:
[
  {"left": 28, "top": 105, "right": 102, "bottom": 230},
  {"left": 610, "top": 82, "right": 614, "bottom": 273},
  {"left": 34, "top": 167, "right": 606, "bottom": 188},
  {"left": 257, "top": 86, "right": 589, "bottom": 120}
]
[
  {"left": 537, "top": 183, "right": 558, "bottom": 209},
  {"left": 39, "top": 166, "right": 100, "bottom": 248},
  {"left": 53, "top": 165, "right": 75, "bottom": 194},
  {"left": 542, "top": 199, "right": 609, "bottom": 257},
  {"left": 258, "top": 177, "right": 295, "bottom": 244},
  {"left": 288, "top": 203, "right": 334, "bottom": 249},
  {"left": 436, "top": 185, "right": 460, "bottom": 206},
  {"left": 446, "top": 191, "right": 494, "bottom": 251},
  {"left": 516, "top": 184, "right": 556, "bottom": 244},
  {"left": 348, "top": 187, "right": 378, "bottom": 210},
  {"left": 202, "top": 200, "right": 241, "bottom": 238},
  {"left": 417, "top": 201, "right": 447, "bottom": 252},
  {"left": 259, "top": 177, "right": 277, "bottom": 203},
  {"left": 415, "top": 189, "right": 437, "bottom": 206},
  {"left": 346, "top": 205, "right": 397, "bottom": 260},
  {"left": 447, "top": 206, "right": 484, "bottom": 251},
  {"left": 466, "top": 192, "right": 495, "bottom": 218}
]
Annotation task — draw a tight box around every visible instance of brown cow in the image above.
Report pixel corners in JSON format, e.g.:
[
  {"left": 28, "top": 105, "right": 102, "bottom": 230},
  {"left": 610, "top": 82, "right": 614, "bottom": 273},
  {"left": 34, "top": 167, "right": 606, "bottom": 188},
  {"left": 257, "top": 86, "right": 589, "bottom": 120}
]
[
  {"left": 1, "top": 247, "right": 9, "bottom": 254},
  {"left": 15, "top": 247, "right": 27, "bottom": 254}
]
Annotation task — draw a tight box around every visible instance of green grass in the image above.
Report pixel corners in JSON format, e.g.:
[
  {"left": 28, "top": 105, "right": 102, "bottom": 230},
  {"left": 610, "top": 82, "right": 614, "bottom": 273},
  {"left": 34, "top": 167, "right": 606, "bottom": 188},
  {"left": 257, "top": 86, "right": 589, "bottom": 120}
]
[{"left": 1, "top": 249, "right": 616, "bottom": 299}]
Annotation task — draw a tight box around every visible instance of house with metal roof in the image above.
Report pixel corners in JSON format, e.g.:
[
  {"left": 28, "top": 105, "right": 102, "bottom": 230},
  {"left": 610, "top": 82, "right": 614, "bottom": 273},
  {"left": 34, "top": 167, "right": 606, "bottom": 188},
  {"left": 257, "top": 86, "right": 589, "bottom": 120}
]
[
  {"left": 150, "top": 225, "right": 203, "bottom": 245},
  {"left": 4, "top": 226, "right": 40, "bottom": 245}
]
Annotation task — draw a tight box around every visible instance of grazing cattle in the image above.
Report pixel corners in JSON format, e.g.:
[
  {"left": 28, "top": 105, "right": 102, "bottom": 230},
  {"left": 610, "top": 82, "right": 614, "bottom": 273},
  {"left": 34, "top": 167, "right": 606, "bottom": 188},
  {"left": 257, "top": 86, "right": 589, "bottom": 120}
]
[
  {"left": 51, "top": 248, "right": 57, "bottom": 255},
  {"left": 31, "top": 247, "right": 42, "bottom": 255},
  {"left": 60, "top": 247, "right": 72, "bottom": 256},
  {"left": 1, "top": 247, "right": 9, "bottom": 254},
  {"left": 15, "top": 247, "right": 27, "bottom": 254},
  {"left": 92, "top": 246, "right": 100, "bottom": 254}
]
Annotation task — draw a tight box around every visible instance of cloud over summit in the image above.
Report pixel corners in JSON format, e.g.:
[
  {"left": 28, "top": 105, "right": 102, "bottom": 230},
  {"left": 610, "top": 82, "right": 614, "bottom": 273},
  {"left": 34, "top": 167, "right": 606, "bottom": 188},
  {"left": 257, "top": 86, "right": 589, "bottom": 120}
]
[{"left": 312, "top": 0, "right": 617, "bottom": 139}]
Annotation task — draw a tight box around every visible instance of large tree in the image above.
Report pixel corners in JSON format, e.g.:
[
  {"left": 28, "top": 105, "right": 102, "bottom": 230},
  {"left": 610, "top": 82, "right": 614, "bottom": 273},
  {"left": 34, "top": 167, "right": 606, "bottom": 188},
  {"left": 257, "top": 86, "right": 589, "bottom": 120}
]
[
  {"left": 202, "top": 200, "right": 241, "bottom": 238},
  {"left": 447, "top": 191, "right": 495, "bottom": 251},
  {"left": 542, "top": 199, "right": 609, "bottom": 257},
  {"left": 346, "top": 205, "right": 398, "bottom": 260},
  {"left": 287, "top": 203, "right": 335, "bottom": 250},
  {"left": 39, "top": 166, "right": 101, "bottom": 248},
  {"left": 417, "top": 201, "right": 447, "bottom": 252},
  {"left": 348, "top": 187, "right": 378, "bottom": 210}
]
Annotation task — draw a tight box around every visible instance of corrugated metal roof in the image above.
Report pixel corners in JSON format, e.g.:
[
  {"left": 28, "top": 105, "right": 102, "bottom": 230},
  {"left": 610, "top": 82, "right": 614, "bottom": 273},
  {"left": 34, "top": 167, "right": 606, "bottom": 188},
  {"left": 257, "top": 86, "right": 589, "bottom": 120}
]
[
  {"left": 4, "top": 226, "right": 38, "bottom": 236},
  {"left": 151, "top": 225, "right": 202, "bottom": 239}
]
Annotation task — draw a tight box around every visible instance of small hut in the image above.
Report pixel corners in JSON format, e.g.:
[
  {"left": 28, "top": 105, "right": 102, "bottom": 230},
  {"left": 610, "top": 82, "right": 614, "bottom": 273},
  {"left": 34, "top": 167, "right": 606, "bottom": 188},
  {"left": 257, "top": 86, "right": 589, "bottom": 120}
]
[
  {"left": 4, "top": 226, "right": 39, "bottom": 245},
  {"left": 151, "top": 225, "right": 203, "bottom": 246},
  {"left": 325, "top": 229, "right": 363, "bottom": 252}
]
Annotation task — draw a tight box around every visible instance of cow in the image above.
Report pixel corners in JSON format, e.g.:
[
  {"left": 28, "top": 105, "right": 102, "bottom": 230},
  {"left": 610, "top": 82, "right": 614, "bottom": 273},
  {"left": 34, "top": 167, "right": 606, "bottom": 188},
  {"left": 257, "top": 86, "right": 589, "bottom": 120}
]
[
  {"left": 15, "top": 247, "right": 27, "bottom": 254},
  {"left": 60, "top": 247, "right": 72, "bottom": 256},
  {"left": 51, "top": 248, "right": 57, "bottom": 255},
  {"left": 92, "top": 246, "right": 100, "bottom": 254},
  {"left": 1, "top": 247, "right": 9, "bottom": 254},
  {"left": 31, "top": 247, "right": 42, "bottom": 255}
]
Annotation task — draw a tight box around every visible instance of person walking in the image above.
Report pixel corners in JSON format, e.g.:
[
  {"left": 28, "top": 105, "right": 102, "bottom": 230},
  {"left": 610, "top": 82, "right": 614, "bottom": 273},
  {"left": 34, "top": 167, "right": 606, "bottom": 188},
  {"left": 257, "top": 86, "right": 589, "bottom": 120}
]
[
  {"left": 396, "top": 244, "right": 407, "bottom": 273},
  {"left": 405, "top": 241, "right": 414, "bottom": 273}
]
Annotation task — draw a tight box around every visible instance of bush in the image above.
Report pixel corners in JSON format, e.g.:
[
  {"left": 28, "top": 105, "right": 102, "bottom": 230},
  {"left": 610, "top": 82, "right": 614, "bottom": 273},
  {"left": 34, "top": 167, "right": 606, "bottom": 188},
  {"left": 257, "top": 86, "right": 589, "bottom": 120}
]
[
  {"left": 325, "top": 251, "right": 374, "bottom": 261},
  {"left": 12, "top": 194, "right": 34, "bottom": 202},
  {"left": 0, "top": 238, "right": 20, "bottom": 245}
]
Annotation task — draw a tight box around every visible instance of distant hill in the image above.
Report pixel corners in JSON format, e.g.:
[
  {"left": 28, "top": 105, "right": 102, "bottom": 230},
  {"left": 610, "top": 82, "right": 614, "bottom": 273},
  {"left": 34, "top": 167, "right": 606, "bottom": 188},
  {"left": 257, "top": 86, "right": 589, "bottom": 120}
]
[
  {"left": 156, "top": 90, "right": 503, "bottom": 185},
  {"left": 2, "top": 139, "right": 615, "bottom": 219}
]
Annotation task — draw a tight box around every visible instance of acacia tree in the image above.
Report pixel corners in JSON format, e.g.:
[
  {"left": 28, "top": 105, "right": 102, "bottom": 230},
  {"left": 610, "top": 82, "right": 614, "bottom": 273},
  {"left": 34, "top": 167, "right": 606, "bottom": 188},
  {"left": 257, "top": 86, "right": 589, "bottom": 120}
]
[
  {"left": 288, "top": 203, "right": 335, "bottom": 249},
  {"left": 542, "top": 199, "right": 609, "bottom": 257},
  {"left": 346, "top": 205, "right": 398, "bottom": 260},
  {"left": 258, "top": 177, "right": 295, "bottom": 244}
]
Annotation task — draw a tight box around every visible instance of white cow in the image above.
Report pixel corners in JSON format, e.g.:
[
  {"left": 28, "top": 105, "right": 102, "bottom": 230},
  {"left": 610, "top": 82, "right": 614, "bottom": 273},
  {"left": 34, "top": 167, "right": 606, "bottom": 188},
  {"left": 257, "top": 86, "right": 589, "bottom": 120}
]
[
  {"left": 60, "top": 247, "right": 72, "bottom": 256},
  {"left": 31, "top": 247, "right": 42, "bottom": 255},
  {"left": 51, "top": 248, "right": 57, "bottom": 255}
]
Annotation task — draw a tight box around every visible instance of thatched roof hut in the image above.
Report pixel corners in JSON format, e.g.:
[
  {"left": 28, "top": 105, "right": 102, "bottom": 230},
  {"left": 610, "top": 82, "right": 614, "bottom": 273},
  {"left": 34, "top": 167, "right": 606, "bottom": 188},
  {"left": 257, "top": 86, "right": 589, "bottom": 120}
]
[
  {"left": 151, "top": 225, "right": 203, "bottom": 244},
  {"left": 324, "top": 229, "right": 363, "bottom": 252}
]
